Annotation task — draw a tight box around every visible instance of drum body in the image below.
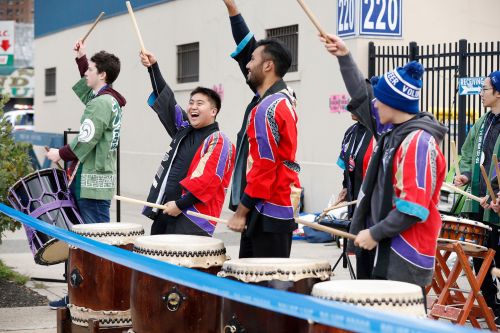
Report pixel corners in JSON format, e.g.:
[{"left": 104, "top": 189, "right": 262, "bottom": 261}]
[
  {"left": 131, "top": 235, "right": 227, "bottom": 333},
  {"left": 438, "top": 215, "right": 491, "bottom": 252},
  {"left": 219, "top": 258, "right": 331, "bottom": 333},
  {"left": 68, "top": 222, "right": 144, "bottom": 328},
  {"left": 7, "top": 168, "right": 85, "bottom": 265},
  {"left": 308, "top": 280, "right": 426, "bottom": 332}
]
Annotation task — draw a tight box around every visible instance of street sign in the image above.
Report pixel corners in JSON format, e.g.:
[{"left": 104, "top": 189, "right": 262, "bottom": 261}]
[
  {"left": 360, "top": 0, "right": 402, "bottom": 37},
  {"left": 0, "top": 21, "right": 14, "bottom": 66},
  {"left": 337, "top": 0, "right": 356, "bottom": 37},
  {"left": 459, "top": 77, "right": 485, "bottom": 95}
]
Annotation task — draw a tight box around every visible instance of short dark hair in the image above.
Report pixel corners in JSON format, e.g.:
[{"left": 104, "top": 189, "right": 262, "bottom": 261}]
[
  {"left": 91, "top": 51, "right": 121, "bottom": 84},
  {"left": 190, "top": 87, "right": 222, "bottom": 112},
  {"left": 255, "top": 39, "right": 292, "bottom": 78}
]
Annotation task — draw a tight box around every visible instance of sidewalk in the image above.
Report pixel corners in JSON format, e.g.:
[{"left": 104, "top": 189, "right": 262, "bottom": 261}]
[{"left": 0, "top": 201, "right": 349, "bottom": 332}]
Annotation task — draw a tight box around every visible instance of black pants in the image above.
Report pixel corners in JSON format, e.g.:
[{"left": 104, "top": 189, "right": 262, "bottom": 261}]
[
  {"left": 151, "top": 213, "right": 208, "bottom": 236},
  {"left": 468, "top": 212, "right": 500, "bottom": 313},
  {"left": 239, "top": 220, "right": 293, "bottom": 258},
  {"left": 355, "top": 248, "right": 376, "bottom": 279}
]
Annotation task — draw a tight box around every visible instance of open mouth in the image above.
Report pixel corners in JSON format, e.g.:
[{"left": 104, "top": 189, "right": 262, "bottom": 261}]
[{"left": 190, "top": 112, "right": 200, "bottom": 119}]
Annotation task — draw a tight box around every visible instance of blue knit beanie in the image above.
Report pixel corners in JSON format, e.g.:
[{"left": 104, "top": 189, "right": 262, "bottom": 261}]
[
  {"left": 489, "top": 71, "right": 500, "bottom": 92},
  {"left": 371, "top": 61, "right": 424, "bottom": 114}
]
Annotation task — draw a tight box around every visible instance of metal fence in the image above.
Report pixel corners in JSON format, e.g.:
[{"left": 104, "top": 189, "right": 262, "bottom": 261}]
[{"left": 368, "top": 39, "right": 500, "bottom": 167}]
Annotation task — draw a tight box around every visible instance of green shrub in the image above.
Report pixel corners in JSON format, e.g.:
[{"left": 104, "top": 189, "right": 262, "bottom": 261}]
[{"left": 0, "top": 95, "right": 33, "bottom": 241}]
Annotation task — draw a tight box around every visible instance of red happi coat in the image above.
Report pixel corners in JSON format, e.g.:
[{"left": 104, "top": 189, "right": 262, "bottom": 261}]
[
  {"left": 389, "top": 129, "right": 446, "bottom": 273},
  {"left": 244, "top": 90, "right": 301, "bottom": 221},
  {"left": 180, "top": 132, "right": 235, "bottom": 235}
]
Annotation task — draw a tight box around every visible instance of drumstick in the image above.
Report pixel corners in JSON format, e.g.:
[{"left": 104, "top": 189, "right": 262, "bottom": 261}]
[
  {"left": 319, "top": 200, "right": 358, "bottom": 219},
  {"left": 81, "top": 11, "right": 105, "bottom": 43},
  {"left": 451, "top": 140, "right": 461, "bottom": 176},
  {"left": 44, "top": 146, "right": 64, "bottom": 170},
  {"left": 493, "top": 154, "right": 500, "bottom": 191},
  {"left": 480, "top": 165, "right": 497, "bottom": 201},
  {"left": 114, "top": 195, "right": 167, "bottom": 210},
  {"left": 441, "top": 182, "right": 483, "bottom": 203},
  {"left": 186, "top": 210, "right": 356, "bottom": 240},
  {"left": 186, "top": 210, "right": 228, "bottom": 224},
  {"left": 296, "top": 0, "right": 331, "bottom": 42},
  {"left": 125, "top": 1, "right": 146, "bottom": 53}
]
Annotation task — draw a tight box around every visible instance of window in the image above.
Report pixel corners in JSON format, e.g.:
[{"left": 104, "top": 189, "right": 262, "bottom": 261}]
[
  {"left": 177, "top": 42, "right": 199, "bottom": 83},
  {"left": 45, "top": 67, "right": 56, "bottom": 96},
  {"left": 266, "top": 24, "right": 299, "bottom": 72}
]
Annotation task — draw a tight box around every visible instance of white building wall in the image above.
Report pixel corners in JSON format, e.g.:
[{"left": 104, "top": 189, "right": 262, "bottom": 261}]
[{"left": 34, "top": 0, "right": 500, "bottom": 213}]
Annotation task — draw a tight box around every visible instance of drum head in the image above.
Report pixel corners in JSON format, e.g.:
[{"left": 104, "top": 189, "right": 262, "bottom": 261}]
[
  {"left": 437, "top": 238, "right": 488, "bottom": 252},
  {"left": 35, "top": 238, "right": 69, "bottom": 265},
  {"left": 133, "top": 235, "right": 226, "bottom": 268},
  {"left": 219, "top": 258, "right": 331, "bottom": 282},
  {"left": 311, "top": 280, "right": 426, "bottom": 317},
  {"left": 71, "top": 222, "right": 144, "bottom": 245}
]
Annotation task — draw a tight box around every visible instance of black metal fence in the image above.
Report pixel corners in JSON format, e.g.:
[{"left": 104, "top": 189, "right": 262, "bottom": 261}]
[{"left": 368, "top": 40, "right": 500, "bottom": 167}]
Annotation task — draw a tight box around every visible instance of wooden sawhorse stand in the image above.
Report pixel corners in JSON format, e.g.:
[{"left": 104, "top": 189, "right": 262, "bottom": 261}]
[
  {"left": 427, "top": 242, "right": 496, "bottom": 331},
  {"left": 57, "top": 307, "right": 131, "bottom": 333}
]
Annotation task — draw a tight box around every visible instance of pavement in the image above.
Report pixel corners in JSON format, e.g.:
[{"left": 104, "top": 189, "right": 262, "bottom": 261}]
[{"left": 0, "top": 201, "right": 352, "bottom": 333}]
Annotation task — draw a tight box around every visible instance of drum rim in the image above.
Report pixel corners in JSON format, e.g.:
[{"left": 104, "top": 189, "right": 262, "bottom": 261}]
[
  {"left": 35, "top": 238, "right": 69, "bottom": 265},
  {"left": 437, "top": 238, "right": 489, "bottom": 252},
  {"left": 9, "top": 168, "right": 66, "bottom": 191}
]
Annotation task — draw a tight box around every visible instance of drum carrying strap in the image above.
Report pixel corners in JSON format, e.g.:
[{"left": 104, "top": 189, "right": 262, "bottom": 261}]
[{"left": 29, "top": 200, "right": 75, "bottom": 219}]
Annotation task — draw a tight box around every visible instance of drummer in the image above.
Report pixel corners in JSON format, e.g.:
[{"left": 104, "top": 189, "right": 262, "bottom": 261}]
[
  {"left": 320, "top": 33, "right": 447, "bottom": 291},
  {"left": 454, "top": 70, "right": 500, "bottom": 320},
  {"left": 139, "top": 50, "right": 235, "bottom": 237},
  {"left": 46, "top": 40, "right": 125, "bottom": 225},
  {"left": 45, "top": 39, "right": 125, "bottom": 309}
]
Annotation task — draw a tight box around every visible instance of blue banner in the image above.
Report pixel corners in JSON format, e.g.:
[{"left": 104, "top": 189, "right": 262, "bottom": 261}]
[
  {"left": 360, "top": 0, "right": 402, "bottom": 37},
  {"left": 0, "top": 203, "right": 480, "bottom": 333}
]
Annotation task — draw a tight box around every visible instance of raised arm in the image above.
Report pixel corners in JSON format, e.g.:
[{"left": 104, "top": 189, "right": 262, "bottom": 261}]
[
  {"left": 140, "top": 50, "right": 188, "bottom": 137},
  {"left": 222, "top": 0, "right": 257, "bottom": 91}
]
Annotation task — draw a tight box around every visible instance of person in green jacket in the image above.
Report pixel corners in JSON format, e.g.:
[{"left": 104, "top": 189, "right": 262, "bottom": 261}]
[
  {"left": 47, "top": 40, "right": 126, "bottom": 225},
  {"left": 454, "top": 70, "right": 500, "bottom": 321}
]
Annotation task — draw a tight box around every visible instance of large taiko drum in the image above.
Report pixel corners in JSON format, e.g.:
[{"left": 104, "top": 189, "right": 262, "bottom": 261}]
[
  {"left": 68, "top": 222, "right": 144, "bottom": 328},
  {"left": 438, "top": 215, "right": 491, "bottom": 252},
  {"left": 218, "top": 258, "right": 332, "bottom": 333},
  {"left": 7, "top": 168, "right": 85, "bottom": 265},
  {"left": 308, "top": 280, "right": 426, "bottom": 332},
  {"left": 130, "top": 235, "right": 227, "bottom": 333}
]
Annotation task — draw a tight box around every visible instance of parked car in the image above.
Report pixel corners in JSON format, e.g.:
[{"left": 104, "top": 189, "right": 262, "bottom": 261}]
[{"left": 2, "top": 107, "right": 34, "bottom": 131}]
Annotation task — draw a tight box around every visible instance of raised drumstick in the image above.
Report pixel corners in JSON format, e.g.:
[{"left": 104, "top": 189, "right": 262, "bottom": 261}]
[
  {"left": 296, "top": 0, "right": 331, "bottom": 42},
  {"left": 125, "top": 1, "right": 146, "bottom": 53},
  {"left": 480, "top": 165, "right": 497, "bottom": 201},
  {"left": 451, "top": 140, "right": 461, "bottom": 176},
  {"left": 81, "top": 12, "right": 105, "bottom": 43}
]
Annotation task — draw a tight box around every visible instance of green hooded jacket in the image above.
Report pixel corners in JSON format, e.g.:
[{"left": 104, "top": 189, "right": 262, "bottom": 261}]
[{"left": 70, "top": 78, "right": 123, "bottom": 200}]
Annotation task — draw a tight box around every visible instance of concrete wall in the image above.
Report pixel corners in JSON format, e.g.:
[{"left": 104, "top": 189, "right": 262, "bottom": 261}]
[{"left": 34, "top": 0, "right": 500, "bottom": 213}]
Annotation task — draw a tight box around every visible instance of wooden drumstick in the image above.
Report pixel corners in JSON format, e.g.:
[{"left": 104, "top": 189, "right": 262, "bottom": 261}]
[
  {"left": 125, "top": 1, "right": 146, "bottom": 53},
  {"left": 81, "top": 11, "right": 105, "bottom": 43},
  {"left": 44, "top": 146, "right": 63, "bottom": 170},
  {"left": 451, "top": 140, "right": 461, "bottom": 176},
  {"left": 186, "top": 210, "right": 356, "bottom": 240},
  {"left": 114, "top": 195, "right": 167, "bottom": 210},
  {"left": 480, "top": 165, "right": 497, "bottom": 201},
  {"left": 441, "top": 182, "right": 483, "bottom": 203},
  {"left": 319, "top": 200, "right": 358, "bottom": 219},
  {"left": 493, "top": 154, "right": 500, "bottom": 191},
  {"left": 296, "top": 0, "right": 331, "bottom": 42}
]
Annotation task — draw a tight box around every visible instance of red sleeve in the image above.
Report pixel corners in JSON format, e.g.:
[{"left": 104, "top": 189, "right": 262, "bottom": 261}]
[
  {"left": 59, "top": 144, "right": 78, "bottom": 162},
  {"left": 179, "top": 132, "right": 235, "bottom": 204},
  {"left": 245, "top": 98, "right": 297, "bottom": 200},
  {"left": 76, "top": 55, "right": 89, "bottom": 77}
]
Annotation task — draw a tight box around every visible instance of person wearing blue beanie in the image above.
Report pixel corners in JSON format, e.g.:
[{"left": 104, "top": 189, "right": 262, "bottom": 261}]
[
  {"left": 455, "top": 69, "right": 500, "bottom": 323},
  {"left": 320, "top": 33, "right": 448, "bottom": 297}
]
